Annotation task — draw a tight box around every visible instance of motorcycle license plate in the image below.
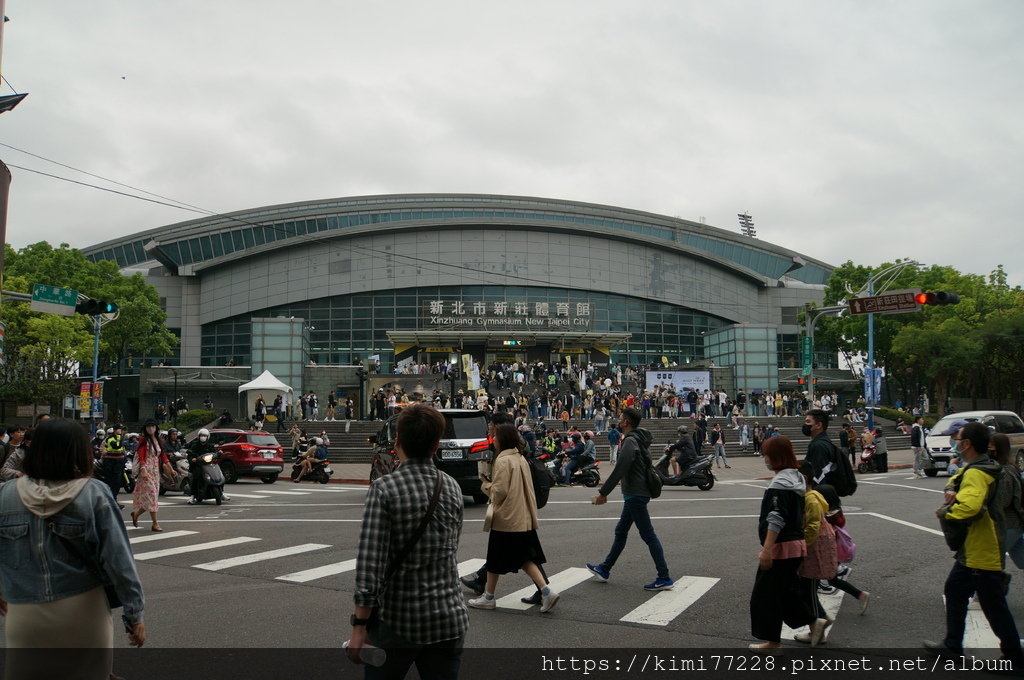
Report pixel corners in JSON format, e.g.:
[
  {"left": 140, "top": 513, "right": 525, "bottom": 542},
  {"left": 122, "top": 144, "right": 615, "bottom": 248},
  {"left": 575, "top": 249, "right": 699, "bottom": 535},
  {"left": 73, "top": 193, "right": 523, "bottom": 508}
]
[{"left": 440, "top": 449, "right": 463, "bottom": 460}]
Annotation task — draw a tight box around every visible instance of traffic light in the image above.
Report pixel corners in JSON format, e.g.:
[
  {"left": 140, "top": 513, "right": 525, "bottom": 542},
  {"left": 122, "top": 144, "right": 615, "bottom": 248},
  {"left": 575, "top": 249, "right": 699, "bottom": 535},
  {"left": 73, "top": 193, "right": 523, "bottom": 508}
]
[
  {"left": 75, "top": 299, "right": 119, "bottom": 315},
  {"left": 914, "top": 291, "right": 960, "bottom": 306}
]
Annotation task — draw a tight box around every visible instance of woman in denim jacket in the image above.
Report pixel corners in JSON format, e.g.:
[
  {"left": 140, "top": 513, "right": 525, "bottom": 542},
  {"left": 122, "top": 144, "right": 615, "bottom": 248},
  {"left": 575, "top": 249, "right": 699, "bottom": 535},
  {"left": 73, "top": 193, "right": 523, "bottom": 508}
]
[{"left": 0, "top": 418, "right": 145, "bottom": 675}]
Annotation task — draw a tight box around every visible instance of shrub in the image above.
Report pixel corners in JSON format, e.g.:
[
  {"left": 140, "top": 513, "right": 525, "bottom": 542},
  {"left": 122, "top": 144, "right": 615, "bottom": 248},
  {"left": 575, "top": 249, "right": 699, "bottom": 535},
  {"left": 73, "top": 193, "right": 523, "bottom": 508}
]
[
  {"left": 167, "top": 410, "right": 218, "bottom": 433},
  {"left": 876, "top": 406, "right": 936, "bottom": 430}
]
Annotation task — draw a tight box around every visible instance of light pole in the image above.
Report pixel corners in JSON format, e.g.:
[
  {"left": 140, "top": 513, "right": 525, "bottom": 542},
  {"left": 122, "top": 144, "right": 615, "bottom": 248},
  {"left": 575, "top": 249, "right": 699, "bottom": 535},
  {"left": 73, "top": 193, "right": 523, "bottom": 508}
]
[{"left": 172, "top": 369, "right": 179, "bottom": 428}]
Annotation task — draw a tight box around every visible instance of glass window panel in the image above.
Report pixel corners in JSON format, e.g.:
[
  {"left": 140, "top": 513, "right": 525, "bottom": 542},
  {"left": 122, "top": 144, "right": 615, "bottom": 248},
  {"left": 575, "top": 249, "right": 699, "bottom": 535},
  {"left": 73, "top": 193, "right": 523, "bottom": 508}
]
[{"left": 242, "top": 229, "right": 255, "bottom": 249}]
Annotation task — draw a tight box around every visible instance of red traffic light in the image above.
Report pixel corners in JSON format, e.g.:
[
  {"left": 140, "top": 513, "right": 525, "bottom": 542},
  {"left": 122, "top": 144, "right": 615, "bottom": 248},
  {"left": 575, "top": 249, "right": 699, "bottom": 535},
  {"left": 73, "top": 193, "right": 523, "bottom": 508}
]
[{"left": 915, "top": 292, "right": 960, "bottom": 306}]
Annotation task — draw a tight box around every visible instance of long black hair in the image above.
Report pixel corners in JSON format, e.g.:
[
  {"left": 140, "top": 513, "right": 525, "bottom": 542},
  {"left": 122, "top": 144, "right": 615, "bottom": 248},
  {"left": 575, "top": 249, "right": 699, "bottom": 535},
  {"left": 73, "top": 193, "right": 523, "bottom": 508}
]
[{"left": 22, "top": 418, "right": 93, "bottom": 481}]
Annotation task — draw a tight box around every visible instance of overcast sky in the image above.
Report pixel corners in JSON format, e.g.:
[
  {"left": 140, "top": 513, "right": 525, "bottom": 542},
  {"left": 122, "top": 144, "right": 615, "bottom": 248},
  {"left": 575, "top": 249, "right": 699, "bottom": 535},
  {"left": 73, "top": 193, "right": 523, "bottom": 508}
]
[{"left": 2, "top": 1, "right": 1021, "bottom": 286}]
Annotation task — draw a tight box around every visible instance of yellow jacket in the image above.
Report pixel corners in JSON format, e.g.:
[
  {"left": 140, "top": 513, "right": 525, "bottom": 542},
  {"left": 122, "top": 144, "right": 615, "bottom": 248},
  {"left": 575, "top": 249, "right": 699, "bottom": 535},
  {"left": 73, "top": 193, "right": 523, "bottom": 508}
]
[
  {"left": 943, "top": 455, "right": 1005, "bottom": 571},
  {"left": 803, "top": 489, "right": 829, "bottom": 547}
]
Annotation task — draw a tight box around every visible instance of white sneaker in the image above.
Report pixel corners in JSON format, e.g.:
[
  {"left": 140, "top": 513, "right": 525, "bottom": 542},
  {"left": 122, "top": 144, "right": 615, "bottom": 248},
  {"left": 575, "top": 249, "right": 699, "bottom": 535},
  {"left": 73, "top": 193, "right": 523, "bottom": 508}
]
[
  {"left": 809, "top": 618, "right": 828, "bottom": 647},
  {"left": 794, "top": 630, "right": 828, "bottom": 644},
  {"left": 859, "top": 591, "right": 872, "bottom": 615},
  {"left": 540, "top": 589, "right": 560, "bottom": 613},
  {"left": 468, "top": 595, "right": 496, "bottom": 610}
]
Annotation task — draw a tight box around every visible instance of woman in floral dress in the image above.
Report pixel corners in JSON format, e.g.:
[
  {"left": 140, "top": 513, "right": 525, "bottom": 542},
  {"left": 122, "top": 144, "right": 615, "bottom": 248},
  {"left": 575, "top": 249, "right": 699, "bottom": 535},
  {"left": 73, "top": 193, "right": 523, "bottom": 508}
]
[{"left": 131, "top": 419, "right": 175, "bottom": 532}]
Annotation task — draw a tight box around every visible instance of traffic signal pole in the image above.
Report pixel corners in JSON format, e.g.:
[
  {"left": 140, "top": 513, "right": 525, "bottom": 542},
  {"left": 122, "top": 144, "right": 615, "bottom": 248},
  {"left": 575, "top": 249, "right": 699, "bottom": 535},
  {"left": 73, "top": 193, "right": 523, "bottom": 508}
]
[
  {"left": 90, "top": 314, "right": 101, "bottom": 436},
  {"left": 803, "top": 303, "right": 847, "bottom": 408}
]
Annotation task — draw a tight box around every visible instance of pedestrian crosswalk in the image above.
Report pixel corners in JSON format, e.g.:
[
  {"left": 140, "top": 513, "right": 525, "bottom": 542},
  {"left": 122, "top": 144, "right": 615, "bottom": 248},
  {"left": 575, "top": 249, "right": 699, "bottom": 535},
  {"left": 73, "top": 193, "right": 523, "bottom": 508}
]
[
  {"left": 156, "top": 484, "right": 363, "bottom": 504},
  {"left": 127, "top": 527, "right": 733, "bottom": 627}
]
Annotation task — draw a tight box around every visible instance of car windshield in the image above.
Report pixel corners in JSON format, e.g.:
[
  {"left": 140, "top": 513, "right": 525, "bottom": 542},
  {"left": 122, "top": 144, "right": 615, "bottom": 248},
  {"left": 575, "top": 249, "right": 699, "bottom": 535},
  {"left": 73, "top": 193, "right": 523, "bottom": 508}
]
[
  {"left": 444, "top": 414, "right": 488, "bottom": 441},
  {"left": 931, "top": 416, "right": 980, "bottom": 436},
  {"left": 247, "top": 434, "right": 281, "bottom": 446}
]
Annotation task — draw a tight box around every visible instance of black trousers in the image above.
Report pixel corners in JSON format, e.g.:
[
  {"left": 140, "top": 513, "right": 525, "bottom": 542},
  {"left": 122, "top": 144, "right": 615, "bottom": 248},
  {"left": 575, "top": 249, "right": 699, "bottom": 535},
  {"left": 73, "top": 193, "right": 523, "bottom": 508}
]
[
  {"left": 750, "top": 557, "right": 816, "bottom": 642},
  {"left": 104, "top": 458, "right": 127, "bottom": 499}
]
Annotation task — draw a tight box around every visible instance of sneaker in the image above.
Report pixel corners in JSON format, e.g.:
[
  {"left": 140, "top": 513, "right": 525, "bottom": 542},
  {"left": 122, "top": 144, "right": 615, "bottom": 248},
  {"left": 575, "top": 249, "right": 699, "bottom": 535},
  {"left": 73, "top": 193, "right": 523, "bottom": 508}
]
[
  {"left": 836, "top": 565, "right": 851, "bottom": 579},
  {"left": 222, "top": 495, "right": 231, "bottom": 501},
  {"left": 521, "top": 591, "right": 542, "bottom": 606},
  {"left": 467, "top": 595, "right": 495, "bottom": 610},
  {"left": 186, "top": 498, "right": 199, "bottom": 505},
  {"left": 818, "top": 582, "right": 837, "bottom": 595},
  {"left": 586, "top": 563, "right": 610, "bottom": 582},
  {"left": 809, "top": 617, "right": 828, "bottom": 647},
  {"left": 540, "top": 588, "right": 560, "bottom": 613},
  {"left": 460, "top": 575, "right": 485, "bottom": 596},
  {"left": 794, "top": 629, "right": 828, "bottom": 645},
  {"left": 643, "top": 577, "right": 675, "bottom": 591},
  {"left": 859, "top": 590, "right": 871, "bottom": 615}
]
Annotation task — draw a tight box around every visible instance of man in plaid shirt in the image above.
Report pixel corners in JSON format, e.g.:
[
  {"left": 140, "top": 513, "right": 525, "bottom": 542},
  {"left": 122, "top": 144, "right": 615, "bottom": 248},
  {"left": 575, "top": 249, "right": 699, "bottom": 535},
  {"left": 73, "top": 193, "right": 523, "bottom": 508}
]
[{"left": 348, "top": 404, "right": 469, "bottom": 678}]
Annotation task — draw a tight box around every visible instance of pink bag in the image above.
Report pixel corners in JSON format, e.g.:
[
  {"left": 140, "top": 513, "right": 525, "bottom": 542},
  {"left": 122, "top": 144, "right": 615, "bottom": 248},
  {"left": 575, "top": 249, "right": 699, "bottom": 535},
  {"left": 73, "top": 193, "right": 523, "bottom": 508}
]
[{"left": 835, "top": 525, "right": 856, "bottom": 564}]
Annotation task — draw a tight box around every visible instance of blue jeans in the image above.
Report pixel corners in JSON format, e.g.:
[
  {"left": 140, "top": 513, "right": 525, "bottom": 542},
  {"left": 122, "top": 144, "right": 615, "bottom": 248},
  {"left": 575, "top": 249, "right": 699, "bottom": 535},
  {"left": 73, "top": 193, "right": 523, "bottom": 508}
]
[
  {"left": 943, "top": 561, "right": 1023, "bottom": 662},
  {"left": 563, "top": 459, "right": 578, "bottom": 485},
  {"left": 599, "top": 496, "right": 669, "bottom": 580},
  {"left": 366, "top": 617, "right": 464, "bottom": 680}
]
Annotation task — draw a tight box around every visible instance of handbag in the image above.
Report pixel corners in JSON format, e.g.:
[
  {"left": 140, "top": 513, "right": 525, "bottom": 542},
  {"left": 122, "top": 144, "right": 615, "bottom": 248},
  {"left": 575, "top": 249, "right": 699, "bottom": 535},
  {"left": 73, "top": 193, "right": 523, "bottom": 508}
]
[{"left": 834, "top": 525, "right": 856, "bottom": 564}]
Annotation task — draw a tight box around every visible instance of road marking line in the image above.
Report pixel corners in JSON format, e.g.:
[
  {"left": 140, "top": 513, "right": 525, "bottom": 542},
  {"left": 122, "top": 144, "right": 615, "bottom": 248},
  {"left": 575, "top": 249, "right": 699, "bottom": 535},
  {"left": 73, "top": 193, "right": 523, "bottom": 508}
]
[
  {"left": 782, "top": 587, "right": 844, "bottom": 640},
  {"left": 134, "top": 537, "right": 261, "bottom": 560},
  {"left": 288, "top": 486, "right": 350, "bottom": 493},
  {"left": 497, "top": 567, "right": 594, "bottom": 610},
  {"left": 944, "top": 596, "right": 1001, "bottom": 649},
  {"left": 210, "top": 493, "right": 269, "bottom": 499},
  {"left": 859, "top": 480, "right": 945, "bottom": 494},
  {"left": 458, "top": 559, "right": 486, "bottom": 578},
  {"left": 860, "top": 512, "right": 944, "bottom": 536},
  {"left": 129, "top": 530, "right": 198, "bottom": 544},
  {"left": 194, "top": 543, "right": 332, "bottom": 571},
  {"left": 619, "top": 576, "right": 719, "bottom": 626},
  {"left": 254, "top": 490, "right": 312, "bottom": 496},
  {"left": 277, "top": 559, "right": 357, "bottom": 583}
]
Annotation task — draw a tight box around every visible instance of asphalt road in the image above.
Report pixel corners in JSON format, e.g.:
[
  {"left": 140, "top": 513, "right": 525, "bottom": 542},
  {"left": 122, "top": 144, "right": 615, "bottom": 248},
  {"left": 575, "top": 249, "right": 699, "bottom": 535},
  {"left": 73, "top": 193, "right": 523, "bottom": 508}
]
[{"left": 64, "top": 467, "right": 1019, "bottom": 654}]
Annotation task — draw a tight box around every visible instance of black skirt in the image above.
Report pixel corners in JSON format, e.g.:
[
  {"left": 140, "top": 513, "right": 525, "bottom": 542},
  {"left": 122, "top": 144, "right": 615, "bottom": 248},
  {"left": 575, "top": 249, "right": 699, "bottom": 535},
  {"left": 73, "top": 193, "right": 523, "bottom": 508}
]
[{"left": 485, "top": 529, "right": 547, "bottom": 575}]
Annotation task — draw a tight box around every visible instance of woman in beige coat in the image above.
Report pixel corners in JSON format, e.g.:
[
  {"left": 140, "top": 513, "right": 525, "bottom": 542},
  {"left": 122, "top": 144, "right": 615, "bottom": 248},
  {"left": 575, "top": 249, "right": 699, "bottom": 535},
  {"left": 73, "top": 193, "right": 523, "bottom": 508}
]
[{"left": 468, "top": 423, "right": 560, "bottom": 613}]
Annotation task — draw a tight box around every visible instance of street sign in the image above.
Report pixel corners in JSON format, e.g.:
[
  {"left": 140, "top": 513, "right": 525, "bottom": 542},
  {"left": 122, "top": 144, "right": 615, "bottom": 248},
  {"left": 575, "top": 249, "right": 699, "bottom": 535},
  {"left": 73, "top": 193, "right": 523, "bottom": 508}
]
[
  {"left": 31, "top": 284, "right": 78, "bottom": 316},
  {"left": 801, "top": 336, "right": 813, "bottom": 376},
  {"left": 847, "top": 288, "right": 922, "bottom": 316}
]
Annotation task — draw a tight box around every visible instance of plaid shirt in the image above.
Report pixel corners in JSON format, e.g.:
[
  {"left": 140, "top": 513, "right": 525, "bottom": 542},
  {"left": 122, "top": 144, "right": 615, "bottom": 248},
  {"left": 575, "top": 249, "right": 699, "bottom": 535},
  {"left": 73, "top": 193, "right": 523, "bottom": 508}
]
[{"left": 354, "top": 458, "right": 469, "bottom": 644}]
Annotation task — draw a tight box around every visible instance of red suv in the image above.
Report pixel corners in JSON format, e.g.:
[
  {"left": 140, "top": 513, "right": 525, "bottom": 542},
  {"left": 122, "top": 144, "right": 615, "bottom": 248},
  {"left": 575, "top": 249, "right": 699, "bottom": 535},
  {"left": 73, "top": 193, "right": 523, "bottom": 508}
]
[{"left": 207, "top": 430, "right": 285, "bottom": 484}]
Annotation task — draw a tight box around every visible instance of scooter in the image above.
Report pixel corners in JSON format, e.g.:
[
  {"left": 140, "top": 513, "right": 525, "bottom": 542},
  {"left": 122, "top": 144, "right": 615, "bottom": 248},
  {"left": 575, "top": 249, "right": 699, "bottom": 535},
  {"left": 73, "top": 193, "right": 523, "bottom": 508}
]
[
  {"left": 558, "top": 457, "right": 601, "bottom": 488},
  {"left": 159, "top": 452, "right": 191, "bottom": 496},
  {"left": 193, "top": 451, "right": 226, "bottom": 505},
  {"left": 653, "top": 451, "right": 716, "bottom": 491},
  {"left": 857, "top": 444, "right": 877, "bottom": 474},
  {"left": 290, "top": 454, "right": 334, "bottom": 484}
]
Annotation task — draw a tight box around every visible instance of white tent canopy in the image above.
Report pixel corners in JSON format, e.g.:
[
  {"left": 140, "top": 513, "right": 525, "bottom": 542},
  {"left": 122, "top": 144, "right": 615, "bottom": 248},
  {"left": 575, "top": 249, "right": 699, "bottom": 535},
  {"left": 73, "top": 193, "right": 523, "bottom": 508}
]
[{"left": 237, "top": 370, "right": 293, "bottom": 421}]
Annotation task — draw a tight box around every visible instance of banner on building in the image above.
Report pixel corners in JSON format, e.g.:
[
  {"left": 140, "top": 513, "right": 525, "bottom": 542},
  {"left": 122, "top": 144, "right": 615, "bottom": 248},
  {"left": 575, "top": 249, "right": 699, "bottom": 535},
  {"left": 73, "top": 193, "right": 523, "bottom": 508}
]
[{"left": 645, "top": 371, "right": 711, "bottom": 393}]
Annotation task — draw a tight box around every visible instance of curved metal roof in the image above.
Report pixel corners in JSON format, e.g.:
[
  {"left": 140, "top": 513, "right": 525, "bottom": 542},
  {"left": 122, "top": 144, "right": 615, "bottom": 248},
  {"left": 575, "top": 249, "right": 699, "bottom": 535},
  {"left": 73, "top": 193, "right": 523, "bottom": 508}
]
[{"left": 82, "top": 193, "right": 833, "bottom": 285}]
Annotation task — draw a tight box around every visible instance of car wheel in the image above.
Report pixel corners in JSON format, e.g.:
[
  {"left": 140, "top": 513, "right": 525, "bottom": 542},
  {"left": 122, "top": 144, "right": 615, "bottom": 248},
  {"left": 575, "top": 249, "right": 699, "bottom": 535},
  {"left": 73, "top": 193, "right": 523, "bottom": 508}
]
[
  {"left": 472, "top": 494, "right": 488, "bottom": 505},
  {"left": 261, "top": 474, "right": 278, "bottom": 484},
  {"left": 925, "top": 469, "right": 938, "bottom": 477},
  {"left": 220, "top": 460, "right": 238, "bottom": 484}
]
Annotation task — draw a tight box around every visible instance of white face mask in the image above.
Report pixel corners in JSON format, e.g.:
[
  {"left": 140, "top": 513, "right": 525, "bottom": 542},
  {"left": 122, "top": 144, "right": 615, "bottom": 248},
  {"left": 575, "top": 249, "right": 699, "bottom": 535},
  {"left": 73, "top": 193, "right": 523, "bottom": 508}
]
[{"left": 199, "top": 436, "right": 209, "bottom": 443}]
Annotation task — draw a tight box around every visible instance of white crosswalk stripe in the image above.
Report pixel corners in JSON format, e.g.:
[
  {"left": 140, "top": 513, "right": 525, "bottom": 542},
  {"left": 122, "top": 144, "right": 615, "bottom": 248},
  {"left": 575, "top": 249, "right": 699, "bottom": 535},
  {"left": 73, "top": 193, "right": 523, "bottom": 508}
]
[
  {"left": 781, "top": 588, "right": 843, "bottom": 641},
  {"left": 943, "top": 595, "right": 1002, "bottom": 649},
  {"left": 496, "top": 567, "right": 594, "bottom": 611},
  {"left": 134, "top": 537, "right": 261, "bottom": 560},
  {"left": 193, "top": 543, "right": 331, "bottom": 571},
  {"left": 458, "top": 559, "right": 486, "bottom": 578},
  {"left": 129, "top": 530, "right": 198, "bottom": 544},
  {"left": 619, "top": 576, "right": 719, "bottom": 626},
  {"left": 277, "top": 559, "right": 356, "bottom": 583},
  {"left": 253, "top": 489, "right": 311, "bottom": 496}
]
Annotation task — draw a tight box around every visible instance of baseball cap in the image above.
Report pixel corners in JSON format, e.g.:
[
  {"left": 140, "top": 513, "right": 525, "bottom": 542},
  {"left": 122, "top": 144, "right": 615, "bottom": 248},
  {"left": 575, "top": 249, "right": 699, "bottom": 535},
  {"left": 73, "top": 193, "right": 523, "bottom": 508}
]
[{"left": 941, "top": 419, "right": 970, "bottom": 435}]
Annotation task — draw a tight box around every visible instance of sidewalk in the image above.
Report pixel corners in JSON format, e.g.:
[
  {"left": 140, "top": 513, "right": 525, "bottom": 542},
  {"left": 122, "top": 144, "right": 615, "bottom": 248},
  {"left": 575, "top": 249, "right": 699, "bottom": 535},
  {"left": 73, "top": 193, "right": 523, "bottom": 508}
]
[{"left": 323, "top": 445, "right": 917, "bottom": 486}]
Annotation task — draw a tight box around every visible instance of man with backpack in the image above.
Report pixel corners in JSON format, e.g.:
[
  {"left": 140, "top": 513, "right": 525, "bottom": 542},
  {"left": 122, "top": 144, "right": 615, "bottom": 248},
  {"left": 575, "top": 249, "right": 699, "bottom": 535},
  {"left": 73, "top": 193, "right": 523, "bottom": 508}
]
[{"left": 803, "top": 409, "right": 856, "bottom": 497}]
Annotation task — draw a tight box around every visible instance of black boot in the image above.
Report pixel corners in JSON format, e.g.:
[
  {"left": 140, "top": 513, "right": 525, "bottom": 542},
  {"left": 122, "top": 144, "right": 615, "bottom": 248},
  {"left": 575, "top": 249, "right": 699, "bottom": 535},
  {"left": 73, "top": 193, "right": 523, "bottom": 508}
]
[{"left": 521, "top": 590, "right": 543, "bottom": 605}]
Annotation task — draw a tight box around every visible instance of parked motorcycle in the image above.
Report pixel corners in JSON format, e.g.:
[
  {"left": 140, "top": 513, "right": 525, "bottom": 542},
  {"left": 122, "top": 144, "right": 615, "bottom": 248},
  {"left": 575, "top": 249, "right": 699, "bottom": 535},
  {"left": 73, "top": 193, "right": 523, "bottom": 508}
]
[
  {"left": 193, "top": 451, "right": 226, "bottom": 505},
  {"left": 653, "top": 451, "right": 716, "bottom": 490},
  {"left": 159, "top": 452, "right": 191, "bottom": 496},
  {"left": 857, "top": 444, "right": 877, "bottom": 474}
]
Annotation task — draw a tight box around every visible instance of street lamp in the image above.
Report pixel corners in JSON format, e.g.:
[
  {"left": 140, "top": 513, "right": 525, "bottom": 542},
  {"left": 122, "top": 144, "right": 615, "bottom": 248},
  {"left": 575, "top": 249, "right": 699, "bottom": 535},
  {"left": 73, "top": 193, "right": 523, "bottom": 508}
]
[{"left": 172, "top": 368, "right": 179, "bottom": 428}]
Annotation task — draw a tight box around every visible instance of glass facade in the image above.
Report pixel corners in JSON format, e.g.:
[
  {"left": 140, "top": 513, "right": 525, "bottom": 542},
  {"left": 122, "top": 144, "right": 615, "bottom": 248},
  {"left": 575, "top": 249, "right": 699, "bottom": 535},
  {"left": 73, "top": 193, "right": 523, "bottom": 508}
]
[
  {"left": 85, "top": 196, "right": 831, "bottom": 285},
  {"left": 251, "top": 318, "right": 308, "bottom": 393},
  {"left": 201, "top": 286, "right": 730, "bottom": 369},
  {"left": 705, "top": 325, "right": 780, "bottom": 392}
]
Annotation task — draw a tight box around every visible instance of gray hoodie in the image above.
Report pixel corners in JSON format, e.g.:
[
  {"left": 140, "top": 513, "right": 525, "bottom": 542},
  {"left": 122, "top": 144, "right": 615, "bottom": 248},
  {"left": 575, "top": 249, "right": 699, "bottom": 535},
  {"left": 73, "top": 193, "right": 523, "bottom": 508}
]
[
  {"left": 17, "top": 476, "right": 92, "bottom": 518},
  {"left": 599, "top": 427, "right": 656, "bottom": 498}
]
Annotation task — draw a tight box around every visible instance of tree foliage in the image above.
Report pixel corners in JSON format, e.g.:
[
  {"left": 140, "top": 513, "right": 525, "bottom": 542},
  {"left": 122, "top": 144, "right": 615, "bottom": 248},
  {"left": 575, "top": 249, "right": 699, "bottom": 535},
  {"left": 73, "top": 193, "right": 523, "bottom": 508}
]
[
  {"left": 819, "top": 261, "right": 1024, "bottom": 413},
  {"left": 1, "top": 242, "right": 179, "bottom": 413}
]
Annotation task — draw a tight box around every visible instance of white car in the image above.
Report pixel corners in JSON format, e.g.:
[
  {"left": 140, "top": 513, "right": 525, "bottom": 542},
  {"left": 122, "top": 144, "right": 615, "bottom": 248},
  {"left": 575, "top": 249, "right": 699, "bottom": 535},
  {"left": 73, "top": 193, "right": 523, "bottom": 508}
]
[{"left": 923, "top": 410, "right": 1024, "bottom": 476}]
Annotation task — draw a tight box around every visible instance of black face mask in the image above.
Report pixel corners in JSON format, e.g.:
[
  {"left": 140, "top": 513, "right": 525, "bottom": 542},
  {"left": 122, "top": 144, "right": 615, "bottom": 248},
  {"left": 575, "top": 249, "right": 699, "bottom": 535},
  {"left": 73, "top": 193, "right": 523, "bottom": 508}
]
[{"left": 802, "top": 424, "right": 813, "bottom": 437}]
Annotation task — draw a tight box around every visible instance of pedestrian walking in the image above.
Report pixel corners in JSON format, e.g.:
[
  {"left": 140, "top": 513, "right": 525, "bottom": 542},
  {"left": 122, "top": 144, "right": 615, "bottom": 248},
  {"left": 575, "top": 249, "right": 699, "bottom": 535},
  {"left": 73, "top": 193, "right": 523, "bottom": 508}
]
[
  {"left": 468, "top": 423, "right": 559, "bottom": 613},
  {"left": 925, "top": 421, "right": 1024, "bottom": 665},
  {"left": 911, "top": 416, "right": 928, "bottom": 479},
  {"left": 793, "top": 462, "right": 837, "bottom": 645},
  {"left": 348, "top": 404, "right": 468, "bottom": 679},
  {"left": 345, "top": 398, "right": 355, "bottom": 433},
  {"left": 607, "top": 425, "right": 621, "bottom": 464},
  {"left": 992, "top": 433, "right": 1024, "bottom": 572},
  {"left": 807, "top": 483, "right": 871, "bottom": 619},
  {"left": 130, "top": 419, "right": 176, "bottom": 532},
  {"left": 0, "top": 418, "right": 146, "bottom": 679},
  {"left": 749, "top": 435, "right": 825, "bottom": 652},
  {"left": 586, "top": 408, "right": 674, "bottom": 591}
]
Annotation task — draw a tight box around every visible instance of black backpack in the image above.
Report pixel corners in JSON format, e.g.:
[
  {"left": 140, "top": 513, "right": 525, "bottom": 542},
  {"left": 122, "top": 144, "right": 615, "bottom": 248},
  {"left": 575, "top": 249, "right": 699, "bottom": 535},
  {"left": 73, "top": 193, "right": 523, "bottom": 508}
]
[
  {"left": 527, "top": 456, "right": 556, "bottom": 509},
  {"left": 828, "top": 439, "right": 858, "bottom": 497}
]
